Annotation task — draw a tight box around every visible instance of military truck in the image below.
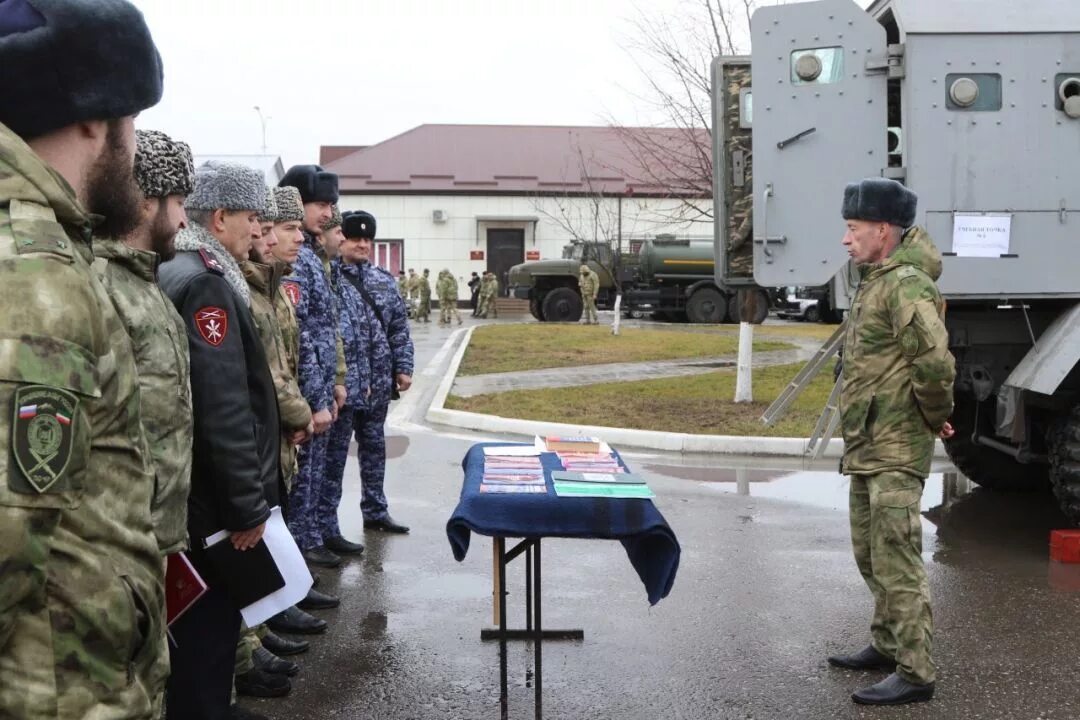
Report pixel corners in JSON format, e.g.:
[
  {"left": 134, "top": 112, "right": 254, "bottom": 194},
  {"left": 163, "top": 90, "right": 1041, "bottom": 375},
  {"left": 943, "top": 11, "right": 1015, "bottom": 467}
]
[
  {"left": 508, "top": 238, "right": 771, "bottom": 323},
  {"left": 719, "top": 0, "right": 1080, "bottom": 522}
]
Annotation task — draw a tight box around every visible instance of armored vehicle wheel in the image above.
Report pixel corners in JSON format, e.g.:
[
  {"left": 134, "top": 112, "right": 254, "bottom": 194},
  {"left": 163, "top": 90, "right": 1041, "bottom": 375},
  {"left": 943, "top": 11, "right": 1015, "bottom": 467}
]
[
  {"left": 687, "top": 288, "right": 727, "bottom": 324},
  {"left": 529, "top": 295, "right": 545, "bottom": 321},
  {"left": 541, "top": 287, "right": 582, "bottom": 322},
  {"left": 943, "top": 393, "right": 1047, "bottom": 492},
  {"left": 1047, "top": 405, "right": 1080, "bottom": 525}
]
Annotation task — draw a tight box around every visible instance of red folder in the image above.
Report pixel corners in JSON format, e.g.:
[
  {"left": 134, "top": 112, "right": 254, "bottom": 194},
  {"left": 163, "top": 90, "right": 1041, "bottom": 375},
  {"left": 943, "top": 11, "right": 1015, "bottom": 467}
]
[{"left": 165, "top": 552, "right": 208, "bottom": 626}]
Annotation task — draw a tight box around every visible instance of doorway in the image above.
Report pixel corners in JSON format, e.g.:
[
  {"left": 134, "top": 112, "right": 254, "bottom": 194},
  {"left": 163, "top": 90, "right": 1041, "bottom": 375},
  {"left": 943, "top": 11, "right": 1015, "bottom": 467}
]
[{"left": 486, "top": 229, "right": 524, "bottom": 297}]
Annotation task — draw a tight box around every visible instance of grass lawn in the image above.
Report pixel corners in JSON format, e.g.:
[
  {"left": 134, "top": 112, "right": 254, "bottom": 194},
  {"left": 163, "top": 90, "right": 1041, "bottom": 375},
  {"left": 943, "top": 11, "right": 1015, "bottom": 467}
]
[
  {"left": 457, "top": 324, "right": 794, "bottom": 376},
  {"left": 445, "top": 362, "right": 835, "bottom": 437}
]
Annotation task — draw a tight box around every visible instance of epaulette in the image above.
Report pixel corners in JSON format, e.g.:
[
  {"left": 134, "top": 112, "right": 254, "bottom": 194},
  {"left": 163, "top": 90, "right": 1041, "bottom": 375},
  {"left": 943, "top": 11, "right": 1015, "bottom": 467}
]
[
  {"left": 9, "top": 199, "right": 74, "bottom": 260},
  {"left": 197, "top": 248, "right": 224, "bottom": 275}
]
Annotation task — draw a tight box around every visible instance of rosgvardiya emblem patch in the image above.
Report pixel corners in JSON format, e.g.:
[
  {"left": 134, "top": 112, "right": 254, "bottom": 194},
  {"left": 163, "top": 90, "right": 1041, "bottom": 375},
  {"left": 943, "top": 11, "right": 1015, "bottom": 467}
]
[{"left": 12, "top": 385, "right": 78, "bottom": 493}]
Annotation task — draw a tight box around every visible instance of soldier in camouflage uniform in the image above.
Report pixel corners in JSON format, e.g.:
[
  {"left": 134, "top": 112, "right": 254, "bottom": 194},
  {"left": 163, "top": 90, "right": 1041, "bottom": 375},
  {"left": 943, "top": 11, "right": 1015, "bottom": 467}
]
[
  {"left": 416, "top": 268, "right": 432, "bottom": 322},
  {"left": 278, "top": 166, "right": 351, "bottom": 570},
  {"left": 438, "top": 269, "right": 463, "bottom": 326},
  {"left": 478, "top": 271, "right": 500, "bottom": 318},
  {"left": 91, "top": 129, "right": 195, "bottom": 716},
  {"left": 828, "top": 178, "right": 955, "bottom": 707},
  {"left": 340, "top": 211, "right": 415, "bottom": 533},
  {"left": 0, "top": 3, "right": 166, "bottom": 718},
  {"left": 578, "top": 264, "right": 600, "bottom": 324}
]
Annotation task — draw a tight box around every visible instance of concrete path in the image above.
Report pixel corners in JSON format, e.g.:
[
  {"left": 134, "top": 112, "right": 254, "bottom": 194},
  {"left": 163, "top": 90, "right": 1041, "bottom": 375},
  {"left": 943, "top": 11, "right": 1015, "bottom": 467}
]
[{"left": 451, "top": 334, "right": 821, "bottom": 397}]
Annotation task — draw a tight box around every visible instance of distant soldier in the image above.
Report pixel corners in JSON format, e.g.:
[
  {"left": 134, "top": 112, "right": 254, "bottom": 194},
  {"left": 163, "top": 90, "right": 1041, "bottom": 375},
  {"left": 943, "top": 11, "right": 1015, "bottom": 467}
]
[
  {"left": 0, "top": 2, "right": 166, "bottom": 718},
  {"left": 91, "top": 129, "right": 195, "bottom": 715},
  {"left": 578, "top": 264, "right": 600, "bottom": 324},
  {"left": 468, "top": 271, "right": 482, "bottom": 315},
  {"left": 478, "top": 271, "right": 499, "bottom": 319},
  {"left": 416, "top": 268, "right": 432, "bottom": 322},
  {"left": 159, "top": 161, "right": 283, "bottom": 719},
  {"left": 439, "top": 269, "right": 463, "bottom": 326},
  {"left": 397, "top": 270, "right": 408, "bottom": 299},
  {"left": 406, "top": 268, "right": 420, "bottom": 302},
  {"left": 828, "top": 179, "right": 955, "bottom": 706}
]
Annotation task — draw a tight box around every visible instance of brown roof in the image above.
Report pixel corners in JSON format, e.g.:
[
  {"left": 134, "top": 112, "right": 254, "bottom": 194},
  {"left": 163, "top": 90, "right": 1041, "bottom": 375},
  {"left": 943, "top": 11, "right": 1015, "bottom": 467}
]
[
  {"left": 319, "top": 145, "right": 367, "bottom": 166},
  {"left": 322, "top": 124, "right": 710, "bottom": 197}
]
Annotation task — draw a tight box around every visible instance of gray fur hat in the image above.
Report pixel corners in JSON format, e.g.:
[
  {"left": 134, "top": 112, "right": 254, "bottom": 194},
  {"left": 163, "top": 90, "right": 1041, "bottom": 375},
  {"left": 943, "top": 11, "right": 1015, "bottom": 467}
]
[
  {"left": 842, "top": 178, "right": 918, "bottom": 228},
  {"left": 0, "top": 0, "right": 163, "bottom": 139},
  {"left": 185, "top": 161, "right": 266, "bottom": 213},
  {"left": 258, "top": 187, "right": 278, "bottom": 223},
  {"left": 134, "top": 130, "right": 193, "bottom": 199},
  {"left": 322, "top": 204, "right": 343, "bottom": 231},
  {"left": 272, "top": 186, "right": 304, "bottom": 223}
]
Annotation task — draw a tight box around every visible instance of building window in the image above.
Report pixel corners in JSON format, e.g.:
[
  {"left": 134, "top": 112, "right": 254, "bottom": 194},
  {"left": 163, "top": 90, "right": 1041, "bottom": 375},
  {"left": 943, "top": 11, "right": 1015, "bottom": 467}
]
[{"left": 373, "top": 240, "right": 404, "bottom": 275}]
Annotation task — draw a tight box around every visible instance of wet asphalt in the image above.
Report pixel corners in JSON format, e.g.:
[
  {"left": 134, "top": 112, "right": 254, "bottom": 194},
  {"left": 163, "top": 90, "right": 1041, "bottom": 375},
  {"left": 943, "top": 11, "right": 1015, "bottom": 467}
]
[{"left": 240, "top": 318, "right": 1080, "bottom": 720}]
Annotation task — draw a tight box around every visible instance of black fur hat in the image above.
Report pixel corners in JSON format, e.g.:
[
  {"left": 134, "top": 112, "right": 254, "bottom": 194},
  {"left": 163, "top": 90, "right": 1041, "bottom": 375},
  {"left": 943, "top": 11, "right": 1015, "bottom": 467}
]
[
  {"left": 342, "top": 211, "right": 377, "bottom": 240},
  {"left": 842, "top": 178, "right": 918, "bottom": 228},
  {"left": 0, "top": 0, "right": 163, "bottom": 139},
  {"left": 278, "top": 164, "right": 339, "bottom": 205}
]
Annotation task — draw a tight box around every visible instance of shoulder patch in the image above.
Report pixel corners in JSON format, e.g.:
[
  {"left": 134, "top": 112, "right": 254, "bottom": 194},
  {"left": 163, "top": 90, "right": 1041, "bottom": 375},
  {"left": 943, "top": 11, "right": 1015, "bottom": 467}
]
[
  {"left": 9, "top": 199, "right": 73, "bottom": 260},
  {"left": 282, "top": 281, "right": 301, "bottom": 306},
  {"left": 194, "top": 306, "right": 228, "bottom": 346},
  {"left": 11, "top": 385, "right": 79, "bottom": 494},
  {"left": 895, "top": 266, "right": 923, "bottom": 282},
  {"left": 197, "top": 248, "right": 225, "bottom": 275}
]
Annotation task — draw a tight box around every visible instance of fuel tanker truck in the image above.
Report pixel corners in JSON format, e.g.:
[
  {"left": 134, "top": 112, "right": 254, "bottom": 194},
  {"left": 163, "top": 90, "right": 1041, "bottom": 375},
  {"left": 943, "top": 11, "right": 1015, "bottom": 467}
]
[{"left": 508, "top": 237, "right": 771, "bottom": 324}]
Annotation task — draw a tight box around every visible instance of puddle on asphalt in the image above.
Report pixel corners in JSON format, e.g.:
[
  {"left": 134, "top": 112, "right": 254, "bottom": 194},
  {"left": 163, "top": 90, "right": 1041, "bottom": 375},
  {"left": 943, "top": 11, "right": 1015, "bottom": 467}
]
[
  {"left": 644, "top": 459, "right": 1073, "bottom": 576},
  {"left": 387, "top": 435, "right": 410, "bottom": 459}
]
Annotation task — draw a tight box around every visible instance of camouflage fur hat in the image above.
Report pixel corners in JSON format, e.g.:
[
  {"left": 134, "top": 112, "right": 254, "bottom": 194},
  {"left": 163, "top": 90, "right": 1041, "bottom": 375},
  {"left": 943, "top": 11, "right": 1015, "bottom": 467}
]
[
  {"left": 842, "top": 178, "right": 918, "bottom": 228},
  {"left": 322, "top": 204, "right": 342, "bottom": 231},
  {"left": 134, "top": 130, "right": 193, "bottom": 199},
  {"left": 0, "top": 0, "right": 163, "bottom": 139},
  {"left": 272, "top": 186, "right": 304, "bottom": 223},
  {"left": 258, "top": 186, "right": 278, "bottom": 223},
  {"left": 185, "top": 161, "right": 266, "bottom": 213}
]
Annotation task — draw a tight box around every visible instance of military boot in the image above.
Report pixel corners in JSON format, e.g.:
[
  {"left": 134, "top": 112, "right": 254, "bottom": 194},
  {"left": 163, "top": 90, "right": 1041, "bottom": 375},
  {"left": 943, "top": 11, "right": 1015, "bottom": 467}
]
[
  {"left": 266, "top": 605, "right": 328, "bottom": 635},
  {"left": 253, "top": 645, "right": 299, "bottom": 677},
  {"left": 852, "top": 674, "right": 935, "bottom": 705},
  {"left": 261, "top": 631, "right": 309, "bottom": 657},
  {"left": 827, "top": 645, "right": 894, "bottom": 671},
  {"left": 235, "top": 667, "right": 291, "bottom": 698}
]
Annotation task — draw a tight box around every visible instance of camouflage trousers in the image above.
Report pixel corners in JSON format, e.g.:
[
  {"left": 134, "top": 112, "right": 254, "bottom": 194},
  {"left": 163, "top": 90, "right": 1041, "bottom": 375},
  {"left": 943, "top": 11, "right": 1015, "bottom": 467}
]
[
  {"left": 478, "top": 294, "right": 497, "bottom": 318},
  {"left": 439, "top": 296, "right": 461, "bottom": 325},
  {"left": 233, "top": 622, "right": 268, "bottom": 676},
  {"left": 849, "top": 472, "right": 935, "bottom": 685},
  {"left": 417, "top": 295, "right": 431, "bottom": 322},
  {"left": 287, "top": 429, "right": 332, "bottom": 551},
  {"left": 582, "top": 296, "right": 598, "bottom": 324}
]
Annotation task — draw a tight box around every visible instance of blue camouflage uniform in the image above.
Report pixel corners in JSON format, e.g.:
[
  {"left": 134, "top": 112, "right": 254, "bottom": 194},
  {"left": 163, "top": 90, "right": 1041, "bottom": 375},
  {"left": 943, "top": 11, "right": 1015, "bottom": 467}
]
[
  {"left": 286, "top": 232, "right": 339, "bottom": 550},
  {"left": 322, "top": 257, "right": 374, "bottom": 541},
  {"left": 333, "top": 259, "right": 413, "bottom": 521}
]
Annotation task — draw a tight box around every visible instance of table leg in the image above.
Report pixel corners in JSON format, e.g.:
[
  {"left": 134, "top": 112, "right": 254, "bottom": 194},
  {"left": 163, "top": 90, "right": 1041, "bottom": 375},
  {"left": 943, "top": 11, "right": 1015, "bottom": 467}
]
[
  {"left": 525, "top": 544, "right": 533, "bottom": 633},
  {"left": 534, "top": 539, "right": 543, "bottom": 720},
  {"left": 497, "top": 537, "right": 508, "bottom": 720}
]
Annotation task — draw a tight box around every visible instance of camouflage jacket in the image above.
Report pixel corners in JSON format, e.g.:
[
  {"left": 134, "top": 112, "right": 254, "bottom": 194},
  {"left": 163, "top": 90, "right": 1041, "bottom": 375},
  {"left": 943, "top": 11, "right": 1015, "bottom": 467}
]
[
  {"left": 243, "top": 260, "right": 312, "bottom": 489},
  {"left": 578, "top": 269, "right": 599, "bottom": 298},
  {"left": 342, "top": 261, "right": 415, "bottom": 408},
  {"left": 0, "top": 121, "right": 164, "bottom": 718},
  {"left": 330, "top": 258, "right": 374, "bottom": 406},
  {"left": 92, "top": 239, "right": 192, "bottom": 555},
  {"left": 840, "top": 226, "right": 955, "bottom": 479},
  {"left": 291, "top": 234, "right": 340, "bottom": 413},
  {"left": 419, "top": 274, "right": 431, "bottom": 300},
  {"left": 481, "top": 276, "right": 499, "bottom": 298}
]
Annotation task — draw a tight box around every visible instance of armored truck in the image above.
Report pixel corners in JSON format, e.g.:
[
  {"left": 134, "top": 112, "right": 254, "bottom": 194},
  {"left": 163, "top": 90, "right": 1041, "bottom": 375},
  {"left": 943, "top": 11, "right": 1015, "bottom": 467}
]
[
  {"left": 720, "top": 0, "right": 1080, "bottom": 521},
  {"left": 509, "top": 238, "right": 771, "bottom": 323}
]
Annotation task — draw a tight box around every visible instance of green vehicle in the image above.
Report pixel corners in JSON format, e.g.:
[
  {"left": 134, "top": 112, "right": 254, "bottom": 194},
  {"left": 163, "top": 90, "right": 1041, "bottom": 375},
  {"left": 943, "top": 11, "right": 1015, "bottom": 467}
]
[{"left": 508, "top": 238, "right": 770, "bottom": 324}]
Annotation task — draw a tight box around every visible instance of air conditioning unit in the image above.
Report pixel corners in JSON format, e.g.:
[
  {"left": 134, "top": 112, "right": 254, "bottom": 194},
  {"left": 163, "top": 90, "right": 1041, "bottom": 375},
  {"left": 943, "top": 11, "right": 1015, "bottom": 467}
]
[{"left": 432, "top": 209, "right": 448, "bottom": 223}]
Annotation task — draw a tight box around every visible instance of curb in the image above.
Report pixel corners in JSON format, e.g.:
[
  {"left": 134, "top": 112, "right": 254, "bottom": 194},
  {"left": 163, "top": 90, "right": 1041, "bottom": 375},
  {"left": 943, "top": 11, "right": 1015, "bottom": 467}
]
[{"left": 425, "top": 325, "right": 947, "bottom": 459}]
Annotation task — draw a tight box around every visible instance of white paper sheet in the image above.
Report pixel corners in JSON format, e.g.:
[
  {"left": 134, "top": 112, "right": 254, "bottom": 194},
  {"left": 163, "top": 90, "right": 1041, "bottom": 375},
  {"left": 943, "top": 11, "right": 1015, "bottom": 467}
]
[
  {"left": 952, "top": 213, "right": 1012, "bottom": 258},
  {"left": 483, "top": 444, "right": 541, "bottom": 457},
  {"left": 238, "top": 507, "right": 313, "bottom": 627}
]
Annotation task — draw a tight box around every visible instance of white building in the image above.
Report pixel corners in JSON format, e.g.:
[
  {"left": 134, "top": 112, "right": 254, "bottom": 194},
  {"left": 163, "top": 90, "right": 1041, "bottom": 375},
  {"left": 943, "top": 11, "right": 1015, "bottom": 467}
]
[{"left": 321, "top": 125, "right": 712, "bottom": 299}]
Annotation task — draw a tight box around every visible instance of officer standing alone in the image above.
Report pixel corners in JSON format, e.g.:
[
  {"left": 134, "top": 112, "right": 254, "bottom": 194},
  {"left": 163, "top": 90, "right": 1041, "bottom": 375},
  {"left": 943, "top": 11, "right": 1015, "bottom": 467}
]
[
  {"left": 827, "top": 178, "right": 955, "bottom": 706},
  {"left": 579, "top": 263, "right": 600, "bottom": 324}
]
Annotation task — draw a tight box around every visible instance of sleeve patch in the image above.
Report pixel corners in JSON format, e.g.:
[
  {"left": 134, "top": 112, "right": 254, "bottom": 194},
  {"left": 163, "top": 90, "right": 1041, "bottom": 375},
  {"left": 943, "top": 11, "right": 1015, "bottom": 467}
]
[
  {"left": 899, "top": 325, "right": 921, "bottom": 358},
  {"left": 283, "top": 281, "right": 301, "bottom": 306},
  {"left": 11, "top": 385, "right": 79, "bottom": 494},
  {"left": 194, "top": 306, "right": 228, "bottom": 346}
]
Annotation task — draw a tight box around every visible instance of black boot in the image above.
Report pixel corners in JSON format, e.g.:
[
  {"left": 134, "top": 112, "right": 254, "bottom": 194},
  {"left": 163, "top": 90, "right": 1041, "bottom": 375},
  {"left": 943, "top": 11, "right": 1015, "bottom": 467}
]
[
  {"left": 827, "top": 645, "right": 894, "bottom": 671},
  {"left": 253, "top": 645, "right": 299, "bottom": 676},
  {"left": 364, "top": 515, "right": 410, "bottom": 534},
  {"left": 266, "top": 605, "right": 327, "bottom": 635},
  {"left": 302, "top": 545, "right": 342, "bottom": 568},
  {"left": 852, "top": 673, "right": 935, "bottom": 705},
  {"left": 324, "top": 534, "right": 364, "bottom": 555},
  {"left": 261, "top": 631, "right": 309, "bottom": 656},
  {"left": 235, "top": 667, "right": 291, "bottom": 698},
  {"left": 297, "top": 587, "right": 340, "bottom": 610}
]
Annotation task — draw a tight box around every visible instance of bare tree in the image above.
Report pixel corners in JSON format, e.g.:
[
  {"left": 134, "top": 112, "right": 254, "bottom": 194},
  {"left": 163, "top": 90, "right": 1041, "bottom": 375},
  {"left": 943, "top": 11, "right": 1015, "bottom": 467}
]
[{"left": 609, "top": 0, "right": 762, "bottom": 223}]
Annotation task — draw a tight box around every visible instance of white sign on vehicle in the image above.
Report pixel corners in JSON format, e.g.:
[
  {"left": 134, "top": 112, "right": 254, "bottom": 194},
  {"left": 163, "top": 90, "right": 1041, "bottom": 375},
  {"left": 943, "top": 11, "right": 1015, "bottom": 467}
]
[{"left": 951, "top": 213, "right": 1012, "bottom": 258}]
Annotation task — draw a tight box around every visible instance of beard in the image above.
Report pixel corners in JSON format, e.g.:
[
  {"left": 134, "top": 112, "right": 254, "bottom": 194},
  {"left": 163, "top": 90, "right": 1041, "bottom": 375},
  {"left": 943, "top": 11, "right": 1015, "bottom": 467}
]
[
  {"left": 148, "top": 200, "right": 178, "bottom": 262},
  {"left": 85, "top": 121, "right": 142, "bottom": 238}
]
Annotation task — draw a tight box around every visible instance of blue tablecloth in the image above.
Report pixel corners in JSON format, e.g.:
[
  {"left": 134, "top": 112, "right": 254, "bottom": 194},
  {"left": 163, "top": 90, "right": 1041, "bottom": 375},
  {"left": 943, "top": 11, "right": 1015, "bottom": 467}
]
[{"left": 446, "top": 443, "right": 680, "bottom": 605}]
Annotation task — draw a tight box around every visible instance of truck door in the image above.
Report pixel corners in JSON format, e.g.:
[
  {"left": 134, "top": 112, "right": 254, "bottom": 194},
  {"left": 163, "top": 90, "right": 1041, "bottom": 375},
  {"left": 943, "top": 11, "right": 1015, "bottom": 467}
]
[{"left": 750, "top": 0, "right": 887, "bottom": 288}]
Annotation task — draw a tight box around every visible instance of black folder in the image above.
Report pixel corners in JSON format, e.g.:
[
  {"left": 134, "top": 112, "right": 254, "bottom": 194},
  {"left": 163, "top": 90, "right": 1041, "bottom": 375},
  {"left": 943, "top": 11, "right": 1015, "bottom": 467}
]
[{"left": 203, "top": 536, "right": 286, "bottom": 608}]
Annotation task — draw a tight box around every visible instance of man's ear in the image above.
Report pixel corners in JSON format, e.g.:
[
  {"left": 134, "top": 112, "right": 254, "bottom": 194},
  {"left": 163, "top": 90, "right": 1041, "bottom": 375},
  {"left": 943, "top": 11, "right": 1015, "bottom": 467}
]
[
  {"left": 76, "top": 119, "right": 109, "bottom": 142},
  {"left": 212, "top": 208, "right": 228, "bottom": 233}
]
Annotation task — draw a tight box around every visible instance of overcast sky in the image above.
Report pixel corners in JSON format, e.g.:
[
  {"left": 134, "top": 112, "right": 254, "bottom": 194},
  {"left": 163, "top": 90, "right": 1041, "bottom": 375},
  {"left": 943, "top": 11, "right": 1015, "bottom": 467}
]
[{"left": 134, "top": 0, "right": 742, "bottom": 167}]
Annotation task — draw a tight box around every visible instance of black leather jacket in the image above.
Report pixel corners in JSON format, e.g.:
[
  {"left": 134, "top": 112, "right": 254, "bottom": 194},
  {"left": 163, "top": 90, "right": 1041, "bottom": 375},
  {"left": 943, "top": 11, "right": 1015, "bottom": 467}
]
[{"left": 159, "top": 251, "right": 281, "bottom": 541}]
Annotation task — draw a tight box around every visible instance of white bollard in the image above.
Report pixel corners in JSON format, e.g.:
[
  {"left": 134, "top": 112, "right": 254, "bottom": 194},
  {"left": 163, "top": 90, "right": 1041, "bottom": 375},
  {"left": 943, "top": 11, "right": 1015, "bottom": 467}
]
[
  {"left": 611, "top": 294, "right": 622, "bottom": 336},
  {"left": 734, "top": 321, "right": 753, "bottom": 402}
]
